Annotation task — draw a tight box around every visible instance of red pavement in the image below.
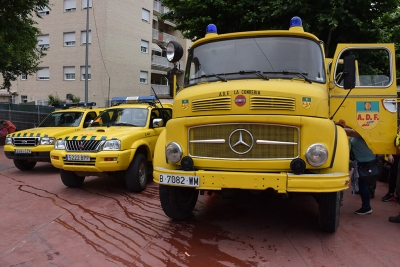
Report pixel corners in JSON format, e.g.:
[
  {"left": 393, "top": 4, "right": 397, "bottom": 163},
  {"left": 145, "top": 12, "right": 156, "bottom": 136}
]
[{"left": 0, "top": 146, "right": 399, "bottom": 267}]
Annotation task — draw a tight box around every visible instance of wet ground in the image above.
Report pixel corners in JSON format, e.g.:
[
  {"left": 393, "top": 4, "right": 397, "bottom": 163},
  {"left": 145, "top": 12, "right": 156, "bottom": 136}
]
[{"left": 0, "top": 146, "right": 399, "bottom": 267}]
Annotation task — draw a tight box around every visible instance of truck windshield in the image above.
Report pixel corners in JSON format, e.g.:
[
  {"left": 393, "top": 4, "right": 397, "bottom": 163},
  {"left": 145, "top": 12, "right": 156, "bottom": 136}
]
[
  {"left": 39, "top": 112, "right": 83, "bottom": 127},
  {"left": 91, "top": 108, "right": 149, "bottom": 127},
  {"left": 184, "top": 36, "right": 325, "bottom": 86}
]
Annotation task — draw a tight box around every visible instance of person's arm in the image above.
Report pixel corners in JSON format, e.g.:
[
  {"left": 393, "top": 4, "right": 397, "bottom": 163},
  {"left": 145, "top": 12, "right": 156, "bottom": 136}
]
[{"left": 344, "top": 127, "right": 361, "bottom": 137}]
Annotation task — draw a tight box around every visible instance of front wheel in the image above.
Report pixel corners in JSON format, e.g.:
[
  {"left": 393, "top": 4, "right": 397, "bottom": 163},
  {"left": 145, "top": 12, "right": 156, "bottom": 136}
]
[
  {"left": 13, "top": 159, "right": 36, "bottom": 171},
  {"left": 159, "top": 184, "right": 199, "bottom": 220},
  {"left": 60, "top": 169, "right": 85, "bottom": 187},
  {"left": 125, "top": 153, "right": 148, "bottom": 192},
  {"left": 318, "top": 191, "right": 341, "bottom": 233}
]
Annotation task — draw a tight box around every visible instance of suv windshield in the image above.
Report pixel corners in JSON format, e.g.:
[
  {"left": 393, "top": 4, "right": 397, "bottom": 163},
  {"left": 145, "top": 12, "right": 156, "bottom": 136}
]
[
  {"left": 39, "top": 112, "right": 84, "bottom": 127},
  {"left": 184, "top": 36, "right": 325, "bottom": 86},
  {"left": 91, "top": 108, "right": 149, "bottom": 127}
]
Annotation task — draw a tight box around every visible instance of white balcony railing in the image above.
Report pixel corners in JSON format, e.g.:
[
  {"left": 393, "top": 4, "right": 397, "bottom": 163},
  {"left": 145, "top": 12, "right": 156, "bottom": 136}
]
[
  {"left": 152, "top": 29, "right": 178, "bottom": 45},
  {"left": 151, "top": 84, "right": 170, "bottom": 96}
]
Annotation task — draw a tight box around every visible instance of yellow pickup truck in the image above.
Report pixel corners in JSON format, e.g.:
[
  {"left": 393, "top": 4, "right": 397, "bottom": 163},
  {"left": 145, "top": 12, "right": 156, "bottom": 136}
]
[
  {"left": 4, "top": 104, "right": 104, "bottom": 171},
  {"left": 50, "top": 96, "right": 173, "bottom": 192}
]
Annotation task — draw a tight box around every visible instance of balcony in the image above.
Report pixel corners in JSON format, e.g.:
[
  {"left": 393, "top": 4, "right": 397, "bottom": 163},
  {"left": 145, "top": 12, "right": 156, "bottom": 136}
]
[
  {"left": 151, "top": 84, "right": 170, "bottom": 97},
  {"left": 152, "top": 29, "right": 178, "bottom": 47},
  {"left": 152, "top": 55, "right": 174, "bottom": 71},
  {"left": 153, "top": 1, "right": 169, "bottom": 15}
]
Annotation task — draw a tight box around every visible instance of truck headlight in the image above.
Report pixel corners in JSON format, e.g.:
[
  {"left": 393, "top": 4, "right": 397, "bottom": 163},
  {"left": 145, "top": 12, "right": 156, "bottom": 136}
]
[
  {"left": 40, "top": 137, "right": 55, "bottom": 145},
  {"left": 54, "top": 140, "right": 66, "bottom": 150},
  {"left": 103, "top": 140, "right": 121, "bottom": 150},
  {"left": 5, "top": 137, "right": 12, "bottom": 145},
  {"left": 166, "top": 142, "right": 182, "bottom": 163},
  {"left": 305, "top": 143, "right": 328, "bottom": 167}
]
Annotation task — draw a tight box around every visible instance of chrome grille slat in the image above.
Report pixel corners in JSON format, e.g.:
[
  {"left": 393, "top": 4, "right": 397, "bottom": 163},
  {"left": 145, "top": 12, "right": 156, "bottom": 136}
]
[
  {"left": 12, "top": 137, "right": 40, "bottom": 147},
  {"left": 250, "top": 96, "right": 295, "bottom": 110},
  {"left": 192, "top": 97, "right": 231, "bottom": 112},
  {"left": 189, "top": 124, "right": 299, "bottom": 159},
  {"left": 65, "top": 140, "right": 103, "bottom": 152}
]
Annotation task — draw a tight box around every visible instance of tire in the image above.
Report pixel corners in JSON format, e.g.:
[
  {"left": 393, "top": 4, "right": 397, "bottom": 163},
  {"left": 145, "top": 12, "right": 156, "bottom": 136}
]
[
  {"left": 13, "top": 159, "right": 36, "bottom": 171},
  {"left": 60, "top": 169, "right": 85, "bottom": 187},
  {"left": 159, "top": 184, "right": 199, "bottom": 220},
  {"left": 125, "top": 153, "right": 148, "bottom": 192},
  {"left": 318, "top": 191, "right": 341, "bottom": 233}
]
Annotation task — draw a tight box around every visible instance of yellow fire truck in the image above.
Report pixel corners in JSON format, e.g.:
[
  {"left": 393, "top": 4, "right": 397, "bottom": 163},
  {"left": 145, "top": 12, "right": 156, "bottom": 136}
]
[
  {"left": 152, "top": 16, "right": 399, "bottom": 232},
  {"left": 4, "top": 103, "right": 104, "bottom": 170}
]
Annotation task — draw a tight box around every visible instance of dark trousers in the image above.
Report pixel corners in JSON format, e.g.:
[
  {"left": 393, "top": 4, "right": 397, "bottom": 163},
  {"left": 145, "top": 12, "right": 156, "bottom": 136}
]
[
  {"left": 359, "top": 178, "right": 371, "bottom": 209},
  {"left": 388, "top": 155, "right": 400, "bottom": 194}
]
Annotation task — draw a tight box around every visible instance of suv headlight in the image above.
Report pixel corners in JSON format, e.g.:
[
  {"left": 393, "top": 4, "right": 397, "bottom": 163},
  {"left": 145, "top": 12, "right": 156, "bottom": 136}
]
[
  {"left": 40, "top": 137, "right": 55, "bottom": 145},
  {"left": 305, "top": 143, "right": 328, "bottom": 167},
  {"left": 103, "top": 140, "right": 121, "bottom": 150},
  {"left": 54, "top": 140, "right": 66, "bottom": 150},
  {"left": 166, "top": 142, "right": 182, "bottom": 163},
  {"left": 5, "top": 137, "right": 12, "bottom": 145}
]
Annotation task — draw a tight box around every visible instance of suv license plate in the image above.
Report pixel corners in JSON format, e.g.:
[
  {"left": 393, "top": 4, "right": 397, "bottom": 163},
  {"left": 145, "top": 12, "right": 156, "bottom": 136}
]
[
  {"left": 15, "top": 149, "right": 31, "bottom": 154},
  {"left": 159, "top": 174, "right": 200, "bottom": 187},
  {"left": 66, "top": 154, "right": 90, "bottom": 161}
]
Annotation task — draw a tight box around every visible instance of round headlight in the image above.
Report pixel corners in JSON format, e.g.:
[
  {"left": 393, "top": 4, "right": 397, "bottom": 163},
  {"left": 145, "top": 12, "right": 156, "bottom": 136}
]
[
  {"left": 166, "top": 41, "right": 183, "bottom": 63},
  {"left": 166, "top": 142, "right": 182, "bottom": 163},
  {"left": 305, "top": 143, "right": 328, "bottom": 167}
]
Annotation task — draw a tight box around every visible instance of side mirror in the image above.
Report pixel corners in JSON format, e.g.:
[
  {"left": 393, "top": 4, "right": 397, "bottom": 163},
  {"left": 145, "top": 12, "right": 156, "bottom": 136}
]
[
  {"left": 343, "top": 55, "right": 356, "bottom": 89},
  {"left": 152, "top": 118, "right": 164, "bottom": 128}
]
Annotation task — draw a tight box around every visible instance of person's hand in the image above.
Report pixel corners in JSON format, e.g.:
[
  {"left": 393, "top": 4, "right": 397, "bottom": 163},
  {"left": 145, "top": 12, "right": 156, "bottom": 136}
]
[{"left": 388, "top": 154, "right": 394, "bottom": 164}]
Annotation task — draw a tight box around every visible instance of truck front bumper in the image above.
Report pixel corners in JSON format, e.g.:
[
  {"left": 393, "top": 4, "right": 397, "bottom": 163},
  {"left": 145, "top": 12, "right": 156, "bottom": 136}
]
[
  {"left": 51, "top": 149, "right": 134, "bottom": 172},
  {"left": 153, "top": 167, "right": 349, "bottom": 193},
  {"left": 4, "top": 145, "right": 53, "bottom": 162}
]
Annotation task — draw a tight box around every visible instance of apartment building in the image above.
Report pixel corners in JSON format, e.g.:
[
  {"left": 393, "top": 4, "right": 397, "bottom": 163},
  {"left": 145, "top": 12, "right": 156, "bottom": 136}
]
[{"left": 9, "top": 0, "right": 187, "bottom": 107}]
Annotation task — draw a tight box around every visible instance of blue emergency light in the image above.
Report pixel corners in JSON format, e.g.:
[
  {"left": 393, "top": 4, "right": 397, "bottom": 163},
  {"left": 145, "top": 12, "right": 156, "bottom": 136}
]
[
  {"left": 206, "top": 24, "right": 217, "bottom": 34},
  {"left": 290, "top": 16, "right": 302, "bottom": 27},
  {"left": 57, "top": 102, "right": 96, "bottom": 108}
]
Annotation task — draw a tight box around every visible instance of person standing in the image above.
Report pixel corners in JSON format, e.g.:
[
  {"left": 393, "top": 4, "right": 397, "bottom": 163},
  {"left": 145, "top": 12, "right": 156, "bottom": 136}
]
[
  {"left": 0, "top": 119, "right": 16, "bottom": 134},
  {"left": 345, "top": 127, "right": 379, "bottom": 215},
  {"left": 381, "top": 154, "right": 400, "bottom": 202}
]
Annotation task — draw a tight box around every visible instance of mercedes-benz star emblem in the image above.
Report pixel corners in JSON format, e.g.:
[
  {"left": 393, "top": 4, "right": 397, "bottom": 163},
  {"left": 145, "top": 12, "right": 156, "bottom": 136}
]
[{"left": 228, "top": 129, "right": 254, "bottom": 154}]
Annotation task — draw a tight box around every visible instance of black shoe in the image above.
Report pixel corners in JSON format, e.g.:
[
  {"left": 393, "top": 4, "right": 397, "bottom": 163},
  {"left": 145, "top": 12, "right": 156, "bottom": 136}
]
[
  {"left": 370, "top": 193, "right": 374, "bottom": 199},
  {"left": 382, "top": 193, "right": 395, "bottom": 202},
  {"left": 355, "top": 207, "right": 372, "bottom": 215},
  {"left": 396, "top": 197, "right": 400, "bottom": 205}
]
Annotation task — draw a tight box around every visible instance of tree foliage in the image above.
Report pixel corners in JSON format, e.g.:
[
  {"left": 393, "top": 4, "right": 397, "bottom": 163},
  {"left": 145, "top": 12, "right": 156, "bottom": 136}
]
[
  {"left": 0, "top": 0, "right": 50, "bottom": 89},
  {"left": 161, "top": 0, "right": 399, "bottom": 58}
]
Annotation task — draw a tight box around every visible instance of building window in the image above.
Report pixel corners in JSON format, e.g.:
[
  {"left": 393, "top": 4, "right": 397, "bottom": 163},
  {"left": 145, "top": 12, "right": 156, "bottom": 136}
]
[
  {"left": 64, "top": 32, "right": 76, "bottom": 46},
  {"left": 82, "top": 0, "right": 92, "bottom": 9},
  {"left": 37, "top": 67, "right": 49, "bottom": 80},
  {"left": 142, "top": 8, "right": 150, "bottom": 22},
  {"left": 64, "top": 0, "right": 76, "bottom": 12},
  {"left": 81, "top": 30, "right": 91, "bottom": 44},
  {"left": 81, "top": 66, "right": 91, "bottom": 80},
  {"left": 21, "top": 74, "right": 27, "bottom": 80},
  {"left": 64, "top": 66, "right": 75, "bottom": 80},
  {"left": 141, "top": 40, "right": 149, "bottom": 53},
  {"left": 10, "top": 95, "right": 16, "bottom": 104},
  {"left": 21, "top": 95, "right": 28, "bottom": 103},
  {"left": 37, "top": 34, "right": 49, "bottom": 48},
  {"left": 38, "top": 6, "right": 50, "bottom": 16},
  {"left": 140, "top": 71, "right": 148, "bottom": 84}
]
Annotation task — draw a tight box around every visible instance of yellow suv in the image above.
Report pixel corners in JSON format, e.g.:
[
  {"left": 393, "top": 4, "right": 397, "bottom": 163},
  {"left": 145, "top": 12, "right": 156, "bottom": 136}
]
[
  {"left": 50, "top": 96, "right": 173, "bottom": 192},
  {"left": 4, "top": 104, "right": 104, "bottom": 171}
]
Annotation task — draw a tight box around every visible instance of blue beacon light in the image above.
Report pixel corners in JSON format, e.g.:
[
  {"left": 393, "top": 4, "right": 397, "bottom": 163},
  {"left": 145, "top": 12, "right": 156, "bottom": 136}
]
[
  {"left": 206, "top": 24, "right": 217, "bottom": 34},
  {"left": 290, "top": 16, "right": 302, "bottom": 27}
]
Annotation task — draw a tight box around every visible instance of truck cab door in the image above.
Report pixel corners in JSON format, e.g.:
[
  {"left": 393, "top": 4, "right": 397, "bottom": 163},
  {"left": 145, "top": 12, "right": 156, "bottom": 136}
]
[{"left": 329, "top": 44, "right": 398, "bottom": 154}]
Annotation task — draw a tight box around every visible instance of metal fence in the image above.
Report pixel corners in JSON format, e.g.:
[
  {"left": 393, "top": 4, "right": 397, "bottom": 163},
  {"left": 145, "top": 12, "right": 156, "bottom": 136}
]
[{"left": 0, "top": 104, "right": 55, "bottom": 130}]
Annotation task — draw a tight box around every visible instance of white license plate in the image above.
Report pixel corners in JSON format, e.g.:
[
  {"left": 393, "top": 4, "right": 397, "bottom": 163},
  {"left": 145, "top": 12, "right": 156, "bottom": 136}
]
[
  {"left": 66, "top": 154, "right": 90, "bottom": 161},
  {"left": 15, "top": 149, "right": 31, "bottom": 154},
  {"left": 159, "top": 174, "right": 200, "bottom": 187}
]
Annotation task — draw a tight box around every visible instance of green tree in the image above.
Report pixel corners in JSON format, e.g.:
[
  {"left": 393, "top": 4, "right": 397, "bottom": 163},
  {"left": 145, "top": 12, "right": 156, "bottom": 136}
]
[
  {"left": 161, "top": 0, "right": 399, "bottom": 57},
  {"left": 0, "top": 0, "right": 50, "bottom": 89}
]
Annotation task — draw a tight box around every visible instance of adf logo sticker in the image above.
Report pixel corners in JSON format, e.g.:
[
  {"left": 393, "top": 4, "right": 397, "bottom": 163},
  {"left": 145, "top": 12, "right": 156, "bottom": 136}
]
[
  {"left": 356, "top": 101, "right": 379, "bottom": 129},
  {"left": 302, "top": 97, "right": 311, "bottom": 109},
  {"left": 182, "top": 99, "right": 189, "bottom": 110}
]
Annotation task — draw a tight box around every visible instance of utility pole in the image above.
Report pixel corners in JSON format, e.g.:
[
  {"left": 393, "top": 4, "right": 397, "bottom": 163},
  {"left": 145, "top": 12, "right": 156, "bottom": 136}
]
[{"left": 84, "top": 0, "right": 89, "bottom": 102}]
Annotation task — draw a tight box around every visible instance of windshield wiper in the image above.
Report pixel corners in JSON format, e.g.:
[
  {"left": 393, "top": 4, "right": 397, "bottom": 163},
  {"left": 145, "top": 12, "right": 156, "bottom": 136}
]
[
  {"left": 264, "top": 71, "right": 312, "bottom": 84},
  {"left": 114, "top": 123, "right": 137, "bottom": 126},
  {"left": 191, "top": 73, "right": 227, "bottom": 82},
  {"left": 239, "top": 70, "right": 269, "bottom": 80}
]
